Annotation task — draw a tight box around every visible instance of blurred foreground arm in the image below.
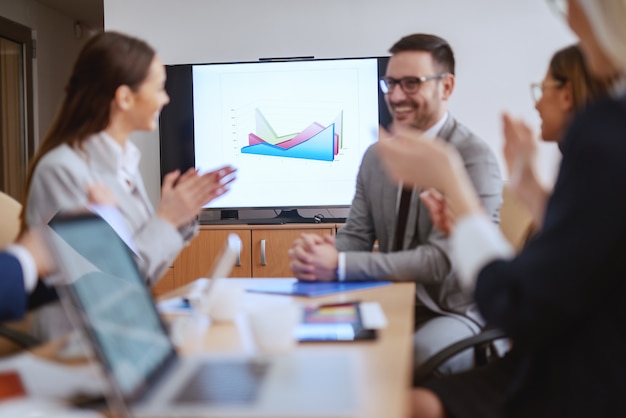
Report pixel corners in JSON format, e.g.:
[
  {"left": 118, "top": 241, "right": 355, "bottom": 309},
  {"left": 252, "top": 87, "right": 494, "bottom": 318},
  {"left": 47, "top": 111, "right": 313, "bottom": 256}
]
[{"left": 377, "top": 126, "right": 513, "bottom": 290}]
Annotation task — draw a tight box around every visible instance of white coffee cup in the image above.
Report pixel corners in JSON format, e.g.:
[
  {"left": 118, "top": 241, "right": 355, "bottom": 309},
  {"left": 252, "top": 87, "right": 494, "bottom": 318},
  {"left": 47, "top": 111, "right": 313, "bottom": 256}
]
[
  {"left": 248, "top": 303, "right": 302, "bottom": 354},
  {"left": 206, "top": 283, "right": 245, "bottom": 323},
  {"left": 187, "top": 280, "right": 245, "bottom": 323},
  {"left": 170, "top": 314, "right": 209, "bottom": 352}
]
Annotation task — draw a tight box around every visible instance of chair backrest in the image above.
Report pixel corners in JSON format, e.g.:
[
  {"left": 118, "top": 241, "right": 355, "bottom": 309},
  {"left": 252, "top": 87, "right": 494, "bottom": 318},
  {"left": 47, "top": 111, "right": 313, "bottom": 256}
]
[
  {"left": 499, "top": 185, "right": 534, "bottom": 252},
  {"left": 0, "top": 191, "right": 22, "bottom": 249}
]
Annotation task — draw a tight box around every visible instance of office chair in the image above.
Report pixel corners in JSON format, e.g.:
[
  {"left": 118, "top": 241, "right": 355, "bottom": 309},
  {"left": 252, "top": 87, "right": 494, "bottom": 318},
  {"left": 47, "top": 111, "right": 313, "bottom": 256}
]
[
  {"left": 0, "top": 190, "right": 22, "bottom": 248},
  {"left": 0, "top": 191, "right": 42, "bottom": 351},
  {"left": 413, "top": 327, "right": 508, "bottom": 384},
  {"left": 413, "top": 185, "right": 533, "bottom": 385}
]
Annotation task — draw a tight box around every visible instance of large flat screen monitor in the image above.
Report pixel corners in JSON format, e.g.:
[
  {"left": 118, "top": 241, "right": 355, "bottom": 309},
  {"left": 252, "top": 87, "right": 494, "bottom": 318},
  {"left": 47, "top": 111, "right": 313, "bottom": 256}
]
[{"left": 159, "top": 56, "right": 391, "bottom": 222}]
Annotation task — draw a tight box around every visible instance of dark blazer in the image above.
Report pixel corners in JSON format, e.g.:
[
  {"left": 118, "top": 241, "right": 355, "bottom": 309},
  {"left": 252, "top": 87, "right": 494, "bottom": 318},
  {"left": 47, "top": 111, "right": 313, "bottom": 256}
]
[
  {"left": 0, "top": 252, "right": 28, "bottom": 321},
  {"left": 476, "top": 94, "right": 626, "bottom": 417},
  {"left": 0, "top": 252, "right": 57, "bottom": 322}
]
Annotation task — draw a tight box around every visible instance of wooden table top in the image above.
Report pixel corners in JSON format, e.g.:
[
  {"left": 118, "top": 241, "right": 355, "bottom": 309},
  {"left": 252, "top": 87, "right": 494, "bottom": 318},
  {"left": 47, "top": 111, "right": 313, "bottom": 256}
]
[
  {"left": 28, "top": 278, "right": 415, "bottom": 418},
  {"left": 162, "top": 278, "right": 416, "bottom": 418}
]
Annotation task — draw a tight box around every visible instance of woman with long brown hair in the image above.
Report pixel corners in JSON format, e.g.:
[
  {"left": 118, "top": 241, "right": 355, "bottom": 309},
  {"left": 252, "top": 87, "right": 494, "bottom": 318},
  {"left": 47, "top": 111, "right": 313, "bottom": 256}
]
[{"left": 23, "top": 31, "right": 235, "bottom": 339}]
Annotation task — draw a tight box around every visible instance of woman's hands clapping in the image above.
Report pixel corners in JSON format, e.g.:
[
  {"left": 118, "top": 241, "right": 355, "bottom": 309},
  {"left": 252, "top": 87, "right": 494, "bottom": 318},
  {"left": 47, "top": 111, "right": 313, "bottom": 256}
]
[{"left": 157, "top": 165, "right": 236, "bottom": 228}]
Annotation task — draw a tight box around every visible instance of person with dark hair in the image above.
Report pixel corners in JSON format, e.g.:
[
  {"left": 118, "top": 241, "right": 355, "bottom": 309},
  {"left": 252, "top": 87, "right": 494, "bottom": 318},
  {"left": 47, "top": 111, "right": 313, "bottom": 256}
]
[
  {"left": 288, "top": 33, "right": 502, "bottom": 374},
  {"left": 22, "top": 31, "right": 236, "bottom": 340},
  {"left": 389, "top": 33, "right": 456, "bottom": 75},
  {"left": 377, "top": 0, "right": 626, "bottom": 416}
]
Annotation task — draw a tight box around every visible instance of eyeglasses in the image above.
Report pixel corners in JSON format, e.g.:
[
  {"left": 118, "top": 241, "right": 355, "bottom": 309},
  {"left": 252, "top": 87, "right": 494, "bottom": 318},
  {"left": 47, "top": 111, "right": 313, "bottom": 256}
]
[
  {"left": 530, "top": 80, "right": 564, "bottom": 103},
  {"left": 379, "top": 74, "right": 448, "bottom": 94},
  {"left": 547, "top": 0, "right": 568, "bottom": 18}
]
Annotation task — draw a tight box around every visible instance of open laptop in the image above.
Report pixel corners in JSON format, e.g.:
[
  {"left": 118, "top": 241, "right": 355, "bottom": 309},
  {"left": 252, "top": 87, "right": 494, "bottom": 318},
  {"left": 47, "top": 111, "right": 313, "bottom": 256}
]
[{"left": 46, "top": 210, "right": 358, "bottom": 418}]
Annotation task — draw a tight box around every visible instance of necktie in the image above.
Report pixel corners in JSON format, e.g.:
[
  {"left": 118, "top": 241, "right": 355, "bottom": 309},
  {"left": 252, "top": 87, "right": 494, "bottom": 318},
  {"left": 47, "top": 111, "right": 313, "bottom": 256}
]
[{"left": 393, "top": 187, "right": 412, "bottom": 251}]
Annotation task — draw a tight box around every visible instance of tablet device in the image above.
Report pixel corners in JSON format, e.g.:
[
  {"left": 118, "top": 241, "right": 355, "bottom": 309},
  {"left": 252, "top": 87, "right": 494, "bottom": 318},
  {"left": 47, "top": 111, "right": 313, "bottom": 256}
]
[{"left": 294, "top": 301, "right": 377, "bottom": 342}]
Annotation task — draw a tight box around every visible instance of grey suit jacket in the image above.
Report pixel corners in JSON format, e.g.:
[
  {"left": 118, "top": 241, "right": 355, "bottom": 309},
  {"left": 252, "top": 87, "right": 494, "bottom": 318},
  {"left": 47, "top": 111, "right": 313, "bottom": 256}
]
[
  {"left": 26, "top": 134, "right": 196, "bottom": 285},
  {"left": 336, "top": 115, "right": 502, "bottom": 318}
]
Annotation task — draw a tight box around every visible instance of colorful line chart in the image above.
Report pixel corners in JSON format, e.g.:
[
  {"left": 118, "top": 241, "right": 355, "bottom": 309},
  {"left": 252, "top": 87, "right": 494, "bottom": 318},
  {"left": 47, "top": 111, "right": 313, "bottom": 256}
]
[{"left": 241, "top": 108, "right": 344, "bottom": 162}]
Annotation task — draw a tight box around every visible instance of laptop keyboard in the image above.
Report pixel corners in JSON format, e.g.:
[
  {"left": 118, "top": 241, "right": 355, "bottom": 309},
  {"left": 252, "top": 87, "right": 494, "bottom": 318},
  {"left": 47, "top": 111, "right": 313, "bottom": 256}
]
[{"left": 174, "top": 360, "right": 270, "bottom": 405}]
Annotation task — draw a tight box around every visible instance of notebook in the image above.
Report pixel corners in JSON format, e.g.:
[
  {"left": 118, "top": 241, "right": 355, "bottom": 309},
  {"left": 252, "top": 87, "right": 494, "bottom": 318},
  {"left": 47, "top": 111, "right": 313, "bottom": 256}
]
[
  {"left": 47, "top": 210, "right": 358, "bottom": 418},
  {"left": 245, "top": 279, "right": 392, "bottom": 297}
]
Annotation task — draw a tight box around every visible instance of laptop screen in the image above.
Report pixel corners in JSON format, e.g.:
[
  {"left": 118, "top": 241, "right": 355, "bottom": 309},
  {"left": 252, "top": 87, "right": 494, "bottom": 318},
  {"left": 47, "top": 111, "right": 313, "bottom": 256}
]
[{"left": 49, "top": 212, "right": 177, "bottom": 400}]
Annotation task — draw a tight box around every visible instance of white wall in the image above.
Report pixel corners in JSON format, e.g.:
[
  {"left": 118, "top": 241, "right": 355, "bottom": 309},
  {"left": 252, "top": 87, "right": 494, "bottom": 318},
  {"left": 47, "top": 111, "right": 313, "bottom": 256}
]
[
  {"left": 0, "top": 0, "right": 85, "bottom": 149},
  {"left": 104, "top": 0, "right": 576, "bottom": 211}
]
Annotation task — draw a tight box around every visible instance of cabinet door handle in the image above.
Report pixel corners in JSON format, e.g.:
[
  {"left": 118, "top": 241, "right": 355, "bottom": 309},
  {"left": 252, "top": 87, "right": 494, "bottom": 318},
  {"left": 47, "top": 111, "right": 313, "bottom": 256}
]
[
  {"left": 260, "top": 239, "right": 267, "bottom": 265},
  {"left": 236, "top": 246, "right": 241, "bottom": 266}
]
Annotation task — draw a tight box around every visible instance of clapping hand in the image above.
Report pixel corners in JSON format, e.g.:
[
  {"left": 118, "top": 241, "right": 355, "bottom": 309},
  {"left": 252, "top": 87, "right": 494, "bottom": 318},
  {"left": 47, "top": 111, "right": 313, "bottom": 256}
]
[
  {"left": 377, "top": 124, "right": 483, "bottom": 220},
  {"left": 420, "top": 188, "right": 456, "bottom": 236},
  {"left": 502, "top": 113, "right": 548, "bottom": 228},
  {"left": 377, "top": 124, "right": 465, "bottom": 193},
  {"left": 502, "top": 112, "right": 538, "bottom": 191},
  {"left": 157, "top": 165, "right": 237, "bottom": 228}
]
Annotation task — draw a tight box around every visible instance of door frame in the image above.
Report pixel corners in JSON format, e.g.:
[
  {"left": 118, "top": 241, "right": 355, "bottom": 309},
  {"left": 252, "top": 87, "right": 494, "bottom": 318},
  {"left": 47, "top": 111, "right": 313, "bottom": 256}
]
[{"left": 0, "top": 15, "right": 35, "bottom": 193}]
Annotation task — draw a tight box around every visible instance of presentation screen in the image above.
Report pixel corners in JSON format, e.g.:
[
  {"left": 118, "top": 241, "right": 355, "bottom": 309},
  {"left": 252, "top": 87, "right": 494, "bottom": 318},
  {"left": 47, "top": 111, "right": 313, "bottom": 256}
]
[{"left": 159, "top": 56, "right": 391, "bottom": 214}]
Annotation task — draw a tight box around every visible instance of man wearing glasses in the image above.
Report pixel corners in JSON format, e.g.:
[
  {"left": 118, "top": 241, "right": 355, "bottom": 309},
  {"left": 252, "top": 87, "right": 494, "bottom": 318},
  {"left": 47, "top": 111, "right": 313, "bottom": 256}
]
[{"left": 289, "top": 33, "right": 502, "bottom": 374}]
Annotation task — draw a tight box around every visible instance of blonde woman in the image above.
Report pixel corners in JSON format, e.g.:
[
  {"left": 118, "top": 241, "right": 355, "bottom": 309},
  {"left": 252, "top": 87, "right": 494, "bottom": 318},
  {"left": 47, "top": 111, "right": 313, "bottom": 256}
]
[{"left": 378, "top": 0, "right": 626, "bottom": 416}]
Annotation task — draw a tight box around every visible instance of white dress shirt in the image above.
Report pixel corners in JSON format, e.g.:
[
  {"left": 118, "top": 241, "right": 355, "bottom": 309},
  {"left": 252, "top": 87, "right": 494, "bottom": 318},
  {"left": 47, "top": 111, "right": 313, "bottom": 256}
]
[{"left": 93, "top": 132, "right": 150, "bottom": 221}]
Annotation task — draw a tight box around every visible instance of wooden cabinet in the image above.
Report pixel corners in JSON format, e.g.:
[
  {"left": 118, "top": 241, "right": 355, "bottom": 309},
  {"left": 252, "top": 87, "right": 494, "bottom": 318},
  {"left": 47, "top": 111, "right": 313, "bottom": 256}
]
[
  {"left": 152, "top": 266, "right": 175, "bottom": 298},
  {"left": 250, "top": 228, "right": 332, "bottom": 277},
  {"left": 174, "top": 228, "right": 252, "bottom": 282},
  {"left": 153, "top": 223, "right": 341, "bottom": 296}
]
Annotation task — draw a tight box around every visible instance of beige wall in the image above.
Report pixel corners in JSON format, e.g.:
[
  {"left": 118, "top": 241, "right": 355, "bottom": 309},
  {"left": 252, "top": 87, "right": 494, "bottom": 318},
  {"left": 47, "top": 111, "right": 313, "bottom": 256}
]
[
  {"left": 105, "top": 0, "right": 575, "bottom": 211},
  {"left": 1, "top": 1, "right": 576, "bottom": 216},
  {"left": 0, "top": 0, "right": 84, "bottom": 149}
]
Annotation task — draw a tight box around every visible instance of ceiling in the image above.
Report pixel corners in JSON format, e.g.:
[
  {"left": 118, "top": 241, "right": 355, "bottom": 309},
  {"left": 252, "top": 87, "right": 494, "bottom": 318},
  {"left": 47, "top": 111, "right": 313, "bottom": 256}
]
[{"left": 35, "top": 0, "right": 104, "bottom": 30}]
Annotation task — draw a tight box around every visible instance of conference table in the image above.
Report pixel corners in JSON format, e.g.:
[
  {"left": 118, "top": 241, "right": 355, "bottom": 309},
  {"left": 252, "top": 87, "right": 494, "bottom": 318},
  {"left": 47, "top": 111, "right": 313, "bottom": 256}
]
[
  {"left": 161, "top": 278, "right": 416, "bottom": 418},
  {"left": 26, "top": 278, "right": 414, "bottom": 418}
]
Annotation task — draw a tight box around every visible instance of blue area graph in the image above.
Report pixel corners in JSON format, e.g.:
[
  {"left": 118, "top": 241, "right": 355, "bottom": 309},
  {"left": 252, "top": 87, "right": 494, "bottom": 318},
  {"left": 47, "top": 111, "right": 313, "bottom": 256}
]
[{"left": 242, "top": 124, "right": 336, "bottom": 161}]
